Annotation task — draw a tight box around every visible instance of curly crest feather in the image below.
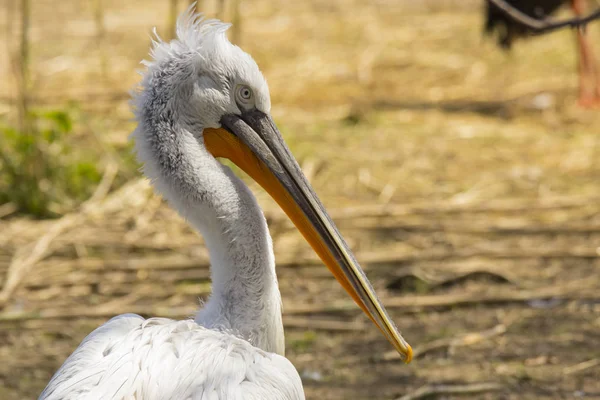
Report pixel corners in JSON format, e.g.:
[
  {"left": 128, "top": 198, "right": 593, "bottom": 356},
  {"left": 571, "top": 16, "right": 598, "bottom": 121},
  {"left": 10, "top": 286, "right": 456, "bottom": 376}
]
[{"left": 146, "top": 5, "right": 232, "bottom": 69}]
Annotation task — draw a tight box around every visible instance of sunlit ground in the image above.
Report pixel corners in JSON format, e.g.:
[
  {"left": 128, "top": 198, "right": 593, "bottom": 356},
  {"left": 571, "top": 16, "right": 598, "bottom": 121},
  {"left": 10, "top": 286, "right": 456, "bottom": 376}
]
[{"left": 1, "top": 0, "right": 599, "bottom": 398}]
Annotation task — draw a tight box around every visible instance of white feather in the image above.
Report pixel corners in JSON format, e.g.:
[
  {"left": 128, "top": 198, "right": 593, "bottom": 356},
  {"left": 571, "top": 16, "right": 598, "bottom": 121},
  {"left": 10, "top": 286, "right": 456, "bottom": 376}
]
[{"left": 40, "top": 316, "right": 303, "bottom": 399}]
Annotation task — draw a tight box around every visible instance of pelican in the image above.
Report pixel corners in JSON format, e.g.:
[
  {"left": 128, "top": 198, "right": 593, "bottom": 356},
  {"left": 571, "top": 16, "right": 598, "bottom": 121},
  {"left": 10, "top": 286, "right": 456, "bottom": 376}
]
[{"left": 39, "top": 8, "right": 412, "bottom": 399}]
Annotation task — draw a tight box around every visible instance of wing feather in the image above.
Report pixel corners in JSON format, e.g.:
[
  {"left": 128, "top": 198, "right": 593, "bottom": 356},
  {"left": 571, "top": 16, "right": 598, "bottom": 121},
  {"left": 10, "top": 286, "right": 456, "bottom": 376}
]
[{"left": 39, "top": 315, "right": 304, "bottom": 400}]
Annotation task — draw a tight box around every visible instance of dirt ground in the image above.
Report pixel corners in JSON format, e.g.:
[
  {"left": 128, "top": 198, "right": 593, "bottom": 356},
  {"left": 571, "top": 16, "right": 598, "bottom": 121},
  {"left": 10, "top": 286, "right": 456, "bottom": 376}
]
[{"left": 1, "top": 0, "right": 600, "bottom": 399}]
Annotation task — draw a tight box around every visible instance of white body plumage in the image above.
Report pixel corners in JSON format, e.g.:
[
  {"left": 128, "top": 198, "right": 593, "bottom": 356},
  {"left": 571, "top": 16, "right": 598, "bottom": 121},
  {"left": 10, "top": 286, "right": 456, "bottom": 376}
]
[{"left": 40, "top": 315, "right": 303, "bottom": 399}]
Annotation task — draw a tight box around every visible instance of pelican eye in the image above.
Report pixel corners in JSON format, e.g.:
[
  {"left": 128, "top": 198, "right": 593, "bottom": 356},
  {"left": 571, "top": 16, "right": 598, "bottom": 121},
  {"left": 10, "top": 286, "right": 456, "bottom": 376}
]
[
  {"left": 240, "top": 87, "right": 251, "bottom": 99},
  {"left": 235, "top": 84, "right": 254, "bottom": 108}
]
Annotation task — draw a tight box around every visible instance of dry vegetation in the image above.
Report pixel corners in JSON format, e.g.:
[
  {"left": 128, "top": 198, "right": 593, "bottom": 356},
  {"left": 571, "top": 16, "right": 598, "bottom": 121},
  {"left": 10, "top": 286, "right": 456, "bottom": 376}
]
[{"left": 1, "top": 0, "right": 600, "bottom": 399}]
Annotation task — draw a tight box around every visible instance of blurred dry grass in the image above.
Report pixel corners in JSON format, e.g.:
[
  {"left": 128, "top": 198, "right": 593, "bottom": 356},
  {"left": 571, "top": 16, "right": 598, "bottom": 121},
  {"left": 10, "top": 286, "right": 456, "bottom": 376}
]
[{"left": 1, "top": 0, "right": 600, "bottom": 399}]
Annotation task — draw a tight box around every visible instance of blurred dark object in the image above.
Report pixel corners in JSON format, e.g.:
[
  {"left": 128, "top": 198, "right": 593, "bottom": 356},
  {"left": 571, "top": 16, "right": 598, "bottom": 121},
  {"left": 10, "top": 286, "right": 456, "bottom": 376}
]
[
  {"left": 484, "top": 0, "right": 600, "bottom": 106},
  {"left": 485, "top": 0, "right": 567, "bottom": 48}
]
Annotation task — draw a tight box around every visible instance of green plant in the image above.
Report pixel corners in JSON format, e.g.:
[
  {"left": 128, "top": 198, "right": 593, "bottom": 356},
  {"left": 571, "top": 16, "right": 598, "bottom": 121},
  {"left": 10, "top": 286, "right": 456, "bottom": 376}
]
[
  {"left": 289, "top": 330, "right": 318, "bottom": 353},
  {"left": 0, "top": 109, "right": 101, "bottom": 217}
]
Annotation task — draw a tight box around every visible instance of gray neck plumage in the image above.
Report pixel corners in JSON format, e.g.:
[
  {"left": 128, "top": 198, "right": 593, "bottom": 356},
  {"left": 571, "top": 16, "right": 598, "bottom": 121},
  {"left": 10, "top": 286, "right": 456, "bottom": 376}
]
[{"left": 132, "top": 112, "right": 285, "bottom": 355}]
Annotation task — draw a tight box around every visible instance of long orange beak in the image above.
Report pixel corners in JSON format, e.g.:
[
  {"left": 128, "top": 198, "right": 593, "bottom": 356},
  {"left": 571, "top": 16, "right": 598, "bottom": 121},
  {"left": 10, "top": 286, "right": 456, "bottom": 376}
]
[{"left": 203, "top": 110, "right": 412, "bottom": 363}]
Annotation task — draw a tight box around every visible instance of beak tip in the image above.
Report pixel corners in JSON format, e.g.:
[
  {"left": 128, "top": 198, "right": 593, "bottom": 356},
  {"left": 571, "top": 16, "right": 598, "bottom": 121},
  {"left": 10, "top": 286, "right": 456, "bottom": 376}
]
[{"left": 404, "top": 344, "right": 413, "bottom": 364}]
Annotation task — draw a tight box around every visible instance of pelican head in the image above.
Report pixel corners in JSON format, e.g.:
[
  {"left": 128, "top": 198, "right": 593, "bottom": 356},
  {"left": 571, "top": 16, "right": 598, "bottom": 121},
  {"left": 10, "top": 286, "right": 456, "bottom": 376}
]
[{"left": 132, "top": 9, "right": 412, "bottom": 363}]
